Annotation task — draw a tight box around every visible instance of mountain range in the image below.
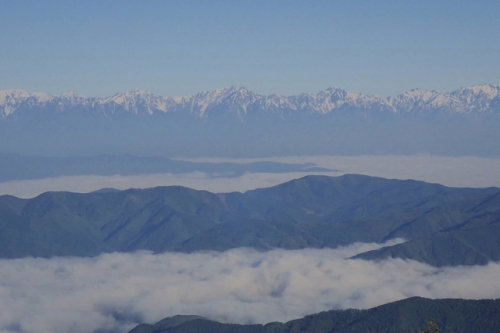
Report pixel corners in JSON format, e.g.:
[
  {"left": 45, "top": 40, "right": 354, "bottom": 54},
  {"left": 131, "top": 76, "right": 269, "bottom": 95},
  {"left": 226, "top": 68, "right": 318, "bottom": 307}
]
[
  {"left": 1, "top": 174, "right": 499, "bottom": 267},
  {"left": 0, "top": 85, "right": 500, "bottom": 119},
  {"left": 128, "top": 297, "right": 500, "bottom": 333},
  {"left": 1, "top": 84, "right": 500, "bottom": 119},
  {"left": 1, "top": 85, "right": 499, "bottom": 157},
  {"left": 0, "top": 153, "right": 331, "bottom": 182}
]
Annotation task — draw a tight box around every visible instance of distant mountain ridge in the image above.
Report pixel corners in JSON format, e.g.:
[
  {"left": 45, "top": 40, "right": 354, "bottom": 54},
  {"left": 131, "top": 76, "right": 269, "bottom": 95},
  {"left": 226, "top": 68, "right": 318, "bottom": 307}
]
[
  {"left": 1, "top": 84, "right": 500, "bottom": 119},
  {"left": 2, "top": 85, "right": 500, "bottom": 157},
  {"left": 0, "top": 153, "right": 331, "bottom": 182}
]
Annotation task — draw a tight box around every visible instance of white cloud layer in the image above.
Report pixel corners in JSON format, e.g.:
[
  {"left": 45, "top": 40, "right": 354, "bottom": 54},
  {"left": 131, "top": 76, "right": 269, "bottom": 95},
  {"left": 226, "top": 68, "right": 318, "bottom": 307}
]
[
  {"left": 1, "top": 155, "right": 500, "bottom": 198},
  {"left": 1, "top": 240, "right": 500, "bottom": 333}
]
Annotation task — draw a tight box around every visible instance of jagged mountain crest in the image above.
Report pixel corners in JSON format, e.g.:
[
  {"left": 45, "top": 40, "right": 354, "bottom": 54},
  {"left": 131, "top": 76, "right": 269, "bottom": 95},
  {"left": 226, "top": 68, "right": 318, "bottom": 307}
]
[
  {"left": 390, "top": 84, "right": 500, "bottom": 113},
  {"left": 185, "top": 86, "right": 259, "bottom": 116},
  {"left": 1, "top": 84, "right": 499, "bottom": 119},
  {"left": 100, "top": 90, "right": 172, "bottom": 115}
]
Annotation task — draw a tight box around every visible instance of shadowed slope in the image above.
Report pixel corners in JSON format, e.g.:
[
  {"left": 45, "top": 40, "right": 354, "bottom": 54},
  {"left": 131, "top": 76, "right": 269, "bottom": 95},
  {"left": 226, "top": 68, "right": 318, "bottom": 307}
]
[{"left": 128, "top": 297, "right": 500, "bottom": 333}]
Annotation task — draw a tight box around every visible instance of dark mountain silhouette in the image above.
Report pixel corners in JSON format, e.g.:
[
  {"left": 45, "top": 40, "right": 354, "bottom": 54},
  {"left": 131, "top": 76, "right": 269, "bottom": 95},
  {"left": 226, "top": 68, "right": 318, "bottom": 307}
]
[{"left": 128, "top": 297, "right": 500, "bottom": 333}]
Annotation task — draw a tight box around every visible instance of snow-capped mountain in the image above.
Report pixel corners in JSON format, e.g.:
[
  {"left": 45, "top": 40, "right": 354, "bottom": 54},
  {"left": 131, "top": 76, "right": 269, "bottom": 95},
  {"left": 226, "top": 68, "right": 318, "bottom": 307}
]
[
  {"left": 390, "top": 84, "right": 500, "bottom": 113},
  {"left": 0, "top": 89, "right": 52, "bottom": 118},
  {"left": 1, "top": 85, "right": 499, "bottom": 158},
  {"left": 1, "top": 84, "right": 499, "bottom": 120}
]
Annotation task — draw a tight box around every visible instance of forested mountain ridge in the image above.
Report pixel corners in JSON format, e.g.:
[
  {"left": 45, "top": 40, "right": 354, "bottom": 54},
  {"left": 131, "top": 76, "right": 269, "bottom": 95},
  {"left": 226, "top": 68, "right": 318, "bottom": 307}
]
[
  {"left": 1, "top": 174, "right": 499, "bottom": 266},
  {"left": 0, "top": 152, "right": 329, "bottom": 182},
  {"left": 127, "top": 297, "right": 500, "bottom": 333}
]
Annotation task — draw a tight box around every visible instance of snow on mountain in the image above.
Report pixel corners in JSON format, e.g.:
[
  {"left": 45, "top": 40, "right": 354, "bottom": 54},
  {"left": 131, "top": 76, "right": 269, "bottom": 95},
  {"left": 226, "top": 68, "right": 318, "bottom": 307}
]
[
  {"left": 390, "top": 84, "right": 500, "bottom": 114},
  {"left": 389, "top": 89, "right": 443, "bottom": 112},
  {"left": 0, "top": 90, "right": 62, "bottom": 118},
  {"left": 297, "top": 87, "right": 394, "bottom": 113},
  {"left": 1, "top": 85, "right": 499, "bottom": 120},
  {"left": 451, "top": 84, "right": 500, "bottom": 112},
  {"left": 177, "top": 86, "right": 258, "bottom": 116},
  {"left": 99, "top": 90, "right": 174, "bottom": 115},
  {"left": 0, "top": 89, "right": 31, "bottom": 103}
]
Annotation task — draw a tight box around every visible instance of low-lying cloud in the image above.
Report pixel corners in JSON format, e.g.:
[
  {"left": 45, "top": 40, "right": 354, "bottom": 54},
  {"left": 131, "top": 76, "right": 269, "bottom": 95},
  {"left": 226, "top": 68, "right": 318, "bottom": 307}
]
[{"left": 1, "top": 240, "right": 500, "bottom": 333}]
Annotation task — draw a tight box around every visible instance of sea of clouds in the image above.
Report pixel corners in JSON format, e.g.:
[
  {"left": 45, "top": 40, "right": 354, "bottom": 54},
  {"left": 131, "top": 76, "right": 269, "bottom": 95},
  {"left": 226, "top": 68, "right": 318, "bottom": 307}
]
[{"left": 1, "top": 239, "right": 500, "bottom": 333}]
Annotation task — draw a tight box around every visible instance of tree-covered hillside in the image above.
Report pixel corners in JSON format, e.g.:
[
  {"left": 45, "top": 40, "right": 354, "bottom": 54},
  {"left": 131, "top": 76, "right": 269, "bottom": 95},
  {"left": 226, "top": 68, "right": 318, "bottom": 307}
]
[
  {"left": 128, "top": 297, "right": 500, "bottom": 333},
  {"left": 1, "top": 174, "right": 499, "bottom": 266}
]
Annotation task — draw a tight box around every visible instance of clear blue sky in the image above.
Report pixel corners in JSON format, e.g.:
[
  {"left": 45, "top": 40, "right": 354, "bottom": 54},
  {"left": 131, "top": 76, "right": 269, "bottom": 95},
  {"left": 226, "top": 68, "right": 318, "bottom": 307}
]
[{"left": 1, "top": 0, "right": 499, "bottom": 97}]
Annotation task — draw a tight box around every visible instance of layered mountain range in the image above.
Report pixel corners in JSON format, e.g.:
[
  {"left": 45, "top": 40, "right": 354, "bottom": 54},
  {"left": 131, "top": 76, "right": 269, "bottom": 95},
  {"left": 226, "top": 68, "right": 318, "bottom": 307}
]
[
  {"left": 1, "top": 85, "right": 499, "bottom": 157},
  {"left": 2, "top": 86, "right": 498, "bottom": 333},
  {"left": 1, "top": 84, "right": 500, "bottom": 119}
]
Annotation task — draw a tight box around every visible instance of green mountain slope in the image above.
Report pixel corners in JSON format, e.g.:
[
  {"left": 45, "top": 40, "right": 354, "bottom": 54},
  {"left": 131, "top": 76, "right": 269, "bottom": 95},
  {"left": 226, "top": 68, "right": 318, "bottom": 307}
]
[
  {"left": 0, "top": 186, "right": 232, "bottom": 257},
  {"left": 172, "top": 218, "right": 379, "bottom": 252},
  {"left": 0, "top": 174, "right": 499, "bottom": 266},
  {"left": 127, "top": 297, "right": 500, "bottom": 333},
  {"left": 353, "top": 222, "right": 500, "bottom": 266},
  {"left": 130, "top": 315, "right": 208, "bottom": 333}
]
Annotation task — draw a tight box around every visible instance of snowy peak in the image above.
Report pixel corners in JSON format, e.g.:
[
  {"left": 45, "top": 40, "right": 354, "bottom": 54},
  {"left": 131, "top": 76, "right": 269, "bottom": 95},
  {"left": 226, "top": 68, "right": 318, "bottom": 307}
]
[
  {"left": 390, "top": 89, "right": 445, "bottom": 111},
  {"left": 173, "top": 86, "right": 260, "bottom": 117},
  {"left": 0, "top": 89, "right": 31, "bottom": 103},
  {"left": 57, "top": 92, "right": 89, "bottom": 107},
  {"left": 454, "top": 84, "right": 500, "bottom": 99},
  {"left": 100, "top": 90, "right": 173, "bottom": 114},
  {"left": 451, "top": 84, "right": 500, "bottom": 111},
  {"left": 287, "top": 87, "right": 394, "bottom": 113},
  {"left": 390, "top": 84, "right": 500, "bottom": 113},
  {"left": 0, "top": 90, "right": 53, "bottom": 118}
]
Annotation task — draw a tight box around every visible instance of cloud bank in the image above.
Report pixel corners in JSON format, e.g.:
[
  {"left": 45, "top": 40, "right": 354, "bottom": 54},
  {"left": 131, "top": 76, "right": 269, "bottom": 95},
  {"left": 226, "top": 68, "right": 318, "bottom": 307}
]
[{"left": 1, "top": 240, "right": 500, "bottom": 333}]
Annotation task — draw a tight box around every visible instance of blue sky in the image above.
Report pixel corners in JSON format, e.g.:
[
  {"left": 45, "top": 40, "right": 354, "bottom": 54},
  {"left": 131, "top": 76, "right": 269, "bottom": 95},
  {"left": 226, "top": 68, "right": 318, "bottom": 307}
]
[{"left": 1, "top": 0, "right": 499, "bottom": 97}]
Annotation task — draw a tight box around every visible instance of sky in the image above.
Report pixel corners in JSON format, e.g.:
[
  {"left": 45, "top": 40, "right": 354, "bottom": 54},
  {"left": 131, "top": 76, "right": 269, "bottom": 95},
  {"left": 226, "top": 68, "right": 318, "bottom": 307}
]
[{"left": 1, "top": 0, "right": 499, "bottom": 98}]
